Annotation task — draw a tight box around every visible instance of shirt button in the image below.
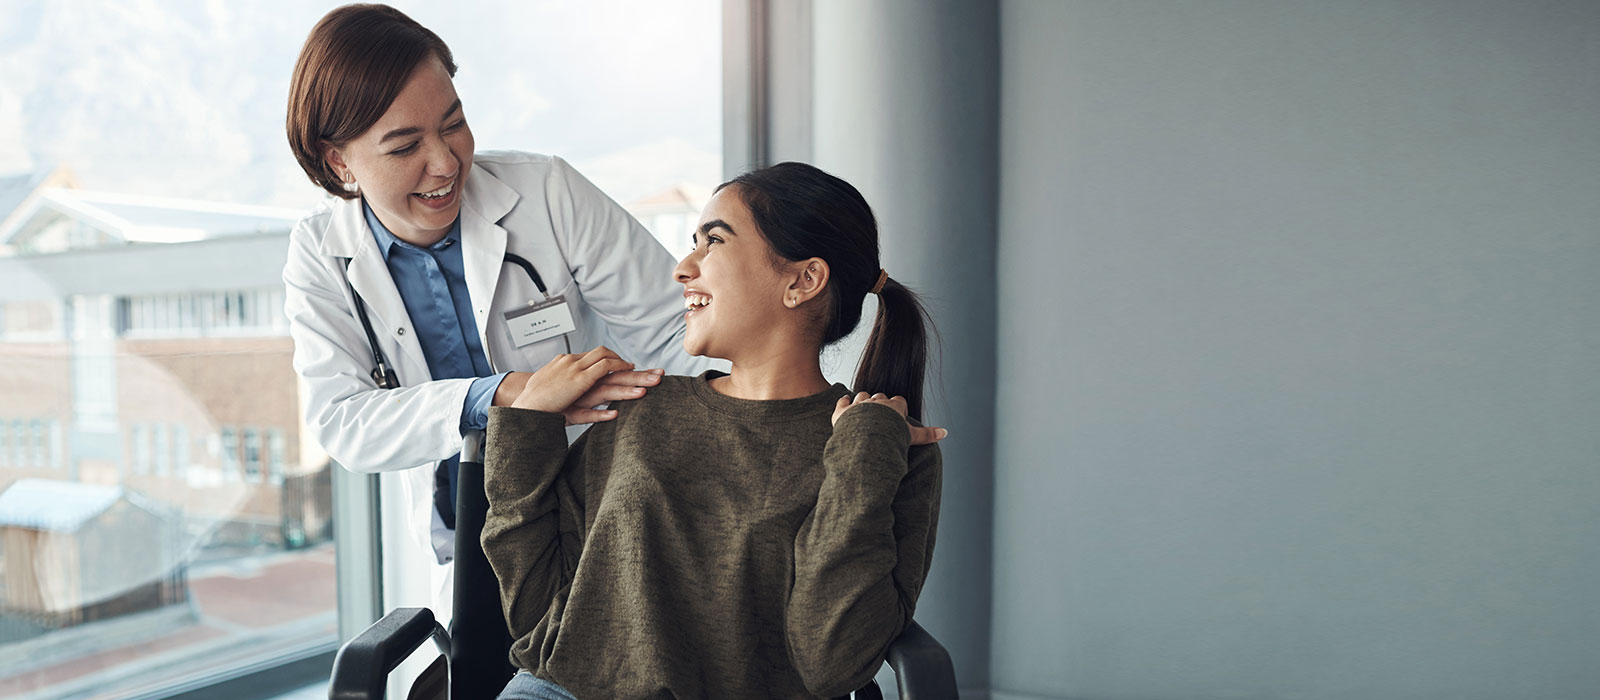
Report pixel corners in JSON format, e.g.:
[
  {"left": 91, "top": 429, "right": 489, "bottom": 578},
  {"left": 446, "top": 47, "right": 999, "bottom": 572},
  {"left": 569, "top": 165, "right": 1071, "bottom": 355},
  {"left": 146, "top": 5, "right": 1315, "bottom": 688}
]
[{"left": 398, "top": 328, "right": 406, "bottom": 335}]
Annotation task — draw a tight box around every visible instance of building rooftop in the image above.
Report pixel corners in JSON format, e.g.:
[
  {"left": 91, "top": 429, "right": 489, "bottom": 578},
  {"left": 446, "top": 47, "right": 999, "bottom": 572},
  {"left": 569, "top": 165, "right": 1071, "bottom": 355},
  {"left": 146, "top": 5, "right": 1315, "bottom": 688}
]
[
  {"left": 0, "top": 170, "right": 53, "bottom": 221},
  {"left": 0, "top": 165, "right": 79, "bottom": 244},
  {"left": 0, "top": 479, "right": 127, "bottom": 532},
  {"left": 1, "top": 188, "right": 304, "bottom": 250}
]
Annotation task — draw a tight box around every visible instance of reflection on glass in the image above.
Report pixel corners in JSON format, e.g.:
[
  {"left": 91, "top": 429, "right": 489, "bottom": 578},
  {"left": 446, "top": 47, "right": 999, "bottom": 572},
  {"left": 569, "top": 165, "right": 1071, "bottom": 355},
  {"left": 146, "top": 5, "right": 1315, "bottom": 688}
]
[
  {"left": 1, "top": 1, "right": 721, "bottom": 697},
  {"left": 220, "top": 428, "right": 239, "bottom": 482},
  {"left": 0, "top": 191, "right": 337, "bottom": 698},
  {"left": 243, "top": 429, "right": 262, "bottom": 484},
  {"left": 0, "top": 182, "right": 337, "bottom": 700},
  {"left": 269, "top": 429, "right": 287, "bottom": 486},
  {"left": 174, "top": 425, "right": 189, "bottom": 481}
]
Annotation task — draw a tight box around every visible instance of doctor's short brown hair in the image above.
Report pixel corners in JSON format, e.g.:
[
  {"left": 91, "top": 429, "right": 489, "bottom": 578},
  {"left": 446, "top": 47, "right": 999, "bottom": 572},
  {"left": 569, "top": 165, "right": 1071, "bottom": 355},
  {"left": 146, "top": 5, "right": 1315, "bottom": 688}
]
[{"left": 286, "top": 3, "right": 458, "bottom": 200}]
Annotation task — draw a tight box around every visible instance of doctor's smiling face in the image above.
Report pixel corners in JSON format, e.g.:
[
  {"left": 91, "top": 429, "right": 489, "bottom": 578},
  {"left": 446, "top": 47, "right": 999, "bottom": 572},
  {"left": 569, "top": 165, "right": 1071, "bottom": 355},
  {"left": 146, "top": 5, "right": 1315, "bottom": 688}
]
[{"left": 323, "top": 56, "right": 474, "bottom": 247}]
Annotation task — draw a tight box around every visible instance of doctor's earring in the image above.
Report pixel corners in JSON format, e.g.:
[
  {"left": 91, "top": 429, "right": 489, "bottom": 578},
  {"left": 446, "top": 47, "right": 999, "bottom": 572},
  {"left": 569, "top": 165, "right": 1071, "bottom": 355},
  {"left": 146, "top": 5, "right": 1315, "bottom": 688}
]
[{"left": 341, "top": 172, "right": 359, "bottom": 194}]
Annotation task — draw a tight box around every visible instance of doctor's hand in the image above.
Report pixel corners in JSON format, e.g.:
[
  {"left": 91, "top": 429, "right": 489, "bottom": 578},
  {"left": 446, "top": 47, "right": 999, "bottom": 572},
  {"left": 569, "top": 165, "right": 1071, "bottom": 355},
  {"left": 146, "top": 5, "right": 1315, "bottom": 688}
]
[
  {"left": 832, "top": 392, "right": 948, "bottom": 446},
  {"left": 509, "top": 346, "right": 662, "bottom": 425}
]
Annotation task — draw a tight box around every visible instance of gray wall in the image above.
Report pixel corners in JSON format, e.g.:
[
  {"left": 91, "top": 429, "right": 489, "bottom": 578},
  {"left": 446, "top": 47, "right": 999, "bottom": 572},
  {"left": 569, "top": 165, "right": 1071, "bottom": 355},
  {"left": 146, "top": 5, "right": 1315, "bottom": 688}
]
[
  {"left": 810, "top": 0, "right": 1000, "bottom": 694},
  {"left": 993, "top": 1, "right": 1600, "bottom": 699}
]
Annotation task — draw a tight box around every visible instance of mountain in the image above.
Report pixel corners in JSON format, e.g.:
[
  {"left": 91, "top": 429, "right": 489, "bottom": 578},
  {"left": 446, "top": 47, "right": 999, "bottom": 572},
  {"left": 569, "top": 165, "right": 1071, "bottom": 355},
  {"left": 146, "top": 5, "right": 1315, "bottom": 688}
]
[{"left": 0, "top": 0, "right": 720, "bottom": 210}]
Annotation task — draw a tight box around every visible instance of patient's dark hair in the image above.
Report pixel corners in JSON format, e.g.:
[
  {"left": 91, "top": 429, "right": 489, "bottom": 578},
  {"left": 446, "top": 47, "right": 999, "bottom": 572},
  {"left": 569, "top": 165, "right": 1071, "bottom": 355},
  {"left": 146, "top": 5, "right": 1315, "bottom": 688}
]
[{"left": 716, "top": 162, "right": 934, "bottom": 421}]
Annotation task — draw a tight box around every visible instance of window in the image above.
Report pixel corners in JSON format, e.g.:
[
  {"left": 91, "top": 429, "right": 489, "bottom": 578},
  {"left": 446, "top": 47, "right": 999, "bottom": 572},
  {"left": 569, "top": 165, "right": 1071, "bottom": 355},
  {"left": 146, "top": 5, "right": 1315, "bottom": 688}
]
[
  {"left": 152, "top": 294, "right": 169, "bottom": 329},
  {"left": 181, "top": 294, "right": 197, "bottom": 330},
  {"left": 51, "top": 420, "right": 64, "bottom": 469},
  {"left": 9, "top": 420, "right": 23, "bottom": 466},
  {"left": 121, "top": 288, "right": 286, "bottom": 337},
  {"left": 131, "top": 423, "right": 149, "bottom": 475},
  {"left": 242, "top": 428, "right": 262, "bottom": 483},
  {"left": 153, "top": 424, "right": 170, "bottom": 476},
  {"left": 31, "top": 419, "right": 47, "bottom": 467},
  {"left": 174, "top": 424, "right": 190, "bottom": 479},
  {"left": 268, "top": 428, "right": 287, "bottom": 484},
  {"left": 0, "top": 2, "right": 721, "bottom": 698},
  {"left": 220, "top": 427, "right": 239, "bottom": 481}
]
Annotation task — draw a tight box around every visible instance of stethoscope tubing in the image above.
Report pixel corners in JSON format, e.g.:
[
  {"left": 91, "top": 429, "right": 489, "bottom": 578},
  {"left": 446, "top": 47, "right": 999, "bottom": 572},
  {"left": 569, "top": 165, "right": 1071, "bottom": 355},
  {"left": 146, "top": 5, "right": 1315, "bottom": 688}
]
[{"left": 340, "top": 252, "right": 562, "bottom": 390}]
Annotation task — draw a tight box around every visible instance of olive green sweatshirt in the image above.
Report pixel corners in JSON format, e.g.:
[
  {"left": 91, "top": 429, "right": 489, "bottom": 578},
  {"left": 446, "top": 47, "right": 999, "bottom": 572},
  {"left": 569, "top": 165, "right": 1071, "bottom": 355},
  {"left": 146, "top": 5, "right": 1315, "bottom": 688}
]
[{"left": 482, "top": 371, "right": 941, "bottom": 699}]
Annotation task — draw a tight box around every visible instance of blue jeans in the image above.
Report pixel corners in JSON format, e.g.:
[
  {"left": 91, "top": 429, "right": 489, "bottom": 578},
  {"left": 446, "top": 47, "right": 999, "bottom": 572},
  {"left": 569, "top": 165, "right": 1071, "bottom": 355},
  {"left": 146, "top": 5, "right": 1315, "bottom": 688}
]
[{"left": 497, "top": 671, "right": 579, "bottom": 700}]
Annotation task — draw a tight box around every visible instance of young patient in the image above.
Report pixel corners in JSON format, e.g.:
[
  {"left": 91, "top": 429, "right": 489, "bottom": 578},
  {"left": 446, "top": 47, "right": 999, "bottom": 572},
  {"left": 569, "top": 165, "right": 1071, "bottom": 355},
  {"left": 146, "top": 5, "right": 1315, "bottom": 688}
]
[{"left": 483, "top": 162, "right": 946, "bottom": 700}]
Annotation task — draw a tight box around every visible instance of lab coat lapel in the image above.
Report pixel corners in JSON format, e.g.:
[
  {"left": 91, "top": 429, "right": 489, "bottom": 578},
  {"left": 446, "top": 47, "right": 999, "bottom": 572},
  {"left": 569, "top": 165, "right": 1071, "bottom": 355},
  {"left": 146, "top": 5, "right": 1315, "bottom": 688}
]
[
  {"left": 459, "top": 163, "right": 518, "bottom": 368},
  {"left": 318, "top": 197, "right": 429, "bottom": 378}
]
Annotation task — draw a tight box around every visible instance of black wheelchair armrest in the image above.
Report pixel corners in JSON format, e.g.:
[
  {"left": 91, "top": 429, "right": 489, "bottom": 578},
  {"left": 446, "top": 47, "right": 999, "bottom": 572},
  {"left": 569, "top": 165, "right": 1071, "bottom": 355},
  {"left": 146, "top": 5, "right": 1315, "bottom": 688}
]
[
  {"left": 884, "top": 620, "right": 958, "bottom": 700},
  {"left": 329, "top": 607, "right": 452, "bottom": 700}
]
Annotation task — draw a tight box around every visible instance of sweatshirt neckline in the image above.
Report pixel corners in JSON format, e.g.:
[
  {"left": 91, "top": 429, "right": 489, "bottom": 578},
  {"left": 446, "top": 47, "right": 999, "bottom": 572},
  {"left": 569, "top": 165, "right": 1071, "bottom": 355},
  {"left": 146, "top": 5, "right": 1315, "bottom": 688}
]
[{"left": 687, "top": 370, "right": 849, "bottom": 421}]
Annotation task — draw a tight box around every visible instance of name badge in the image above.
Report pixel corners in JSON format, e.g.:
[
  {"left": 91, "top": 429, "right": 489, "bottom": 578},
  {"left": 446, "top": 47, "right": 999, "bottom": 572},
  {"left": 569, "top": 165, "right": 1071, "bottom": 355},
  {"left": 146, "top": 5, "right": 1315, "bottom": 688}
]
[{"left": 504, "top": 295, "right": 577, "bottom": 348}]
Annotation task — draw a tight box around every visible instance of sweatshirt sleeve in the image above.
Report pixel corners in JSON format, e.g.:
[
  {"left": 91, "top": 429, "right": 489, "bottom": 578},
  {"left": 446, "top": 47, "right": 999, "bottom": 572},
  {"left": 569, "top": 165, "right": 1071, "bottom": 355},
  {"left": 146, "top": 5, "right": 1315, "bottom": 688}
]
[
  {"left": 482, "top": 406, "right": 588, "bottom": 640},
  {"left": 785, "top": 403, "right": 943, "bottom": 698}
]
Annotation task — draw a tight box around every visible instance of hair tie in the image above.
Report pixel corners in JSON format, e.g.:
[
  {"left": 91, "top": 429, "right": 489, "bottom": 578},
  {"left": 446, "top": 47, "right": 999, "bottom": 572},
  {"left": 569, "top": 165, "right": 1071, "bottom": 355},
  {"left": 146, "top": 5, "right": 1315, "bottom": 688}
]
[{"left": 870, "top": 269, "right": 888, "bottom": 295}]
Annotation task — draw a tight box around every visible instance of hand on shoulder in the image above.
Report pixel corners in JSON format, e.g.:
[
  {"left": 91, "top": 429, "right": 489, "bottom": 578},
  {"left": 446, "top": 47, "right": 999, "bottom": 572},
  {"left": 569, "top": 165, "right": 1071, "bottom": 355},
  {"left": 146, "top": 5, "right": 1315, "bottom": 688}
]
[
  {"left": 832, "top": 392, "right": 948, "bottom": 446},
  {"left": 506, "top": 346, "right": 665, "bottom": 425}
]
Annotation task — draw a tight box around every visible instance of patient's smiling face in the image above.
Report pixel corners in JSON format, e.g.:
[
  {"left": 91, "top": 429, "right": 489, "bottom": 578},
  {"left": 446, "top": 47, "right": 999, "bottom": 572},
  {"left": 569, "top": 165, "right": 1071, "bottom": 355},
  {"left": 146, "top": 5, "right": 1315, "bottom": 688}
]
[{"left": 672, "top": 187, "right": 794, "bottom": 362}]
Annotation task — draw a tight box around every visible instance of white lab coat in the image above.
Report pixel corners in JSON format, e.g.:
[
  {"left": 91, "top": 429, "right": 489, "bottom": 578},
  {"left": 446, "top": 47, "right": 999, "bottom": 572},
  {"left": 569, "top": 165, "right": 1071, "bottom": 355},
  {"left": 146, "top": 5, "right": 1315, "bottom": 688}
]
[{"left": 282, "top": 151, "right": 715, "bottom": 621}]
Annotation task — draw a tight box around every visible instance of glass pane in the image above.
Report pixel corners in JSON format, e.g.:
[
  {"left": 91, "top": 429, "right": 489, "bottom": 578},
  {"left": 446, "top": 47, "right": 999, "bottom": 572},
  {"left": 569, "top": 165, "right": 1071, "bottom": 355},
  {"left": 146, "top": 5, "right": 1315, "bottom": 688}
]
[
  {"left": 9, "top": 421, "right": 23, "bottom": 466},
  {"left": 268, "top": 429, "right": 287, "bottom": 486},
  {"left": 220, "top": 427, "right": 239, "bottom": 481},
  {"left": 243, "top": 429, "right": 262, "bottom": 484},
  {"left": 1, "top": 1, "right": 720, "bottom": 697},
  {"left": 173, "top": 425, "right": 189, "bottom": 480},
  {"left": 131, "top": 424, "right": 146, "bottom": 474}
]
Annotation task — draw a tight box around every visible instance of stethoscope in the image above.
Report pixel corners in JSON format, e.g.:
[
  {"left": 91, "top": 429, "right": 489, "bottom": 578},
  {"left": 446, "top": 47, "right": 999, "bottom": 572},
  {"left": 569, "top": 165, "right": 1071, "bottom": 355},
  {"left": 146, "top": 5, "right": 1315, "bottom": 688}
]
[{"left": 341, "top": 252, "right": 566, "bottom": 390}]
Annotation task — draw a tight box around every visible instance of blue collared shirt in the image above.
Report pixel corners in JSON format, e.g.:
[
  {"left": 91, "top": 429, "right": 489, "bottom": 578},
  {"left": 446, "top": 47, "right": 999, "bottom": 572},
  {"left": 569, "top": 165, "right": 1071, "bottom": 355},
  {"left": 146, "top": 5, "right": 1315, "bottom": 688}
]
[{"left": 364, "top": 202, "right": 507, "bottom": 434}]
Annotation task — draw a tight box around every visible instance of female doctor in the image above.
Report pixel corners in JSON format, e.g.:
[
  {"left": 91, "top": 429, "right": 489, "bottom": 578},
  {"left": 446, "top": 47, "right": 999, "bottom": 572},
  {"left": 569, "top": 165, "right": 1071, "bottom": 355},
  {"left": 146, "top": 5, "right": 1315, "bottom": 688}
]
[{"left": 281, "top": 4, "right": 711, "bottom": 617}]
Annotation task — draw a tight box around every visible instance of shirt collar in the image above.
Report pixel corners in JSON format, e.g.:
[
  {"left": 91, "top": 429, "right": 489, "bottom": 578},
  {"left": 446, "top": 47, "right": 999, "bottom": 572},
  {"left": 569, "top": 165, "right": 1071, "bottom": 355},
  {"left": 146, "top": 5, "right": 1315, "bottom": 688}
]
[{"left": 363, "top": 199, "right": 461, "bottom": 260}]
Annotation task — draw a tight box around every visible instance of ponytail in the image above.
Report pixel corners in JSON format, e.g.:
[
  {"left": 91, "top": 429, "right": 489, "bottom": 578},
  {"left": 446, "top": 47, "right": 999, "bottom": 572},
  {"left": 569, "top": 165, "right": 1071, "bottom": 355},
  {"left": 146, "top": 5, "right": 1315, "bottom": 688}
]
[
  {"left": 853, "top": 277, "right": 933, "bottom": 422},
  {"left": 717, "top": 162, "right": 939, "bottom": 421}
]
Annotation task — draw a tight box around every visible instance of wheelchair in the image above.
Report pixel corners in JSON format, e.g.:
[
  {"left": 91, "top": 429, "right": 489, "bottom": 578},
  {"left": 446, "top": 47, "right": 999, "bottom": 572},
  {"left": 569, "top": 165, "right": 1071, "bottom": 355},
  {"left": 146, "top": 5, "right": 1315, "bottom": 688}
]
[{"left": 328, "top": 434, "right": 958, "bottom": 700}]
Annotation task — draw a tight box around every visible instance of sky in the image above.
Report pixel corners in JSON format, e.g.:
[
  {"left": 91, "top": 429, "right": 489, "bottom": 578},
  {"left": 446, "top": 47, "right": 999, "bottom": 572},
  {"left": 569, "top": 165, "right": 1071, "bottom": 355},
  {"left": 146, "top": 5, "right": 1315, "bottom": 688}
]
[{"left": 0, "top": 0, "right": 722, "bottom": 209}]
